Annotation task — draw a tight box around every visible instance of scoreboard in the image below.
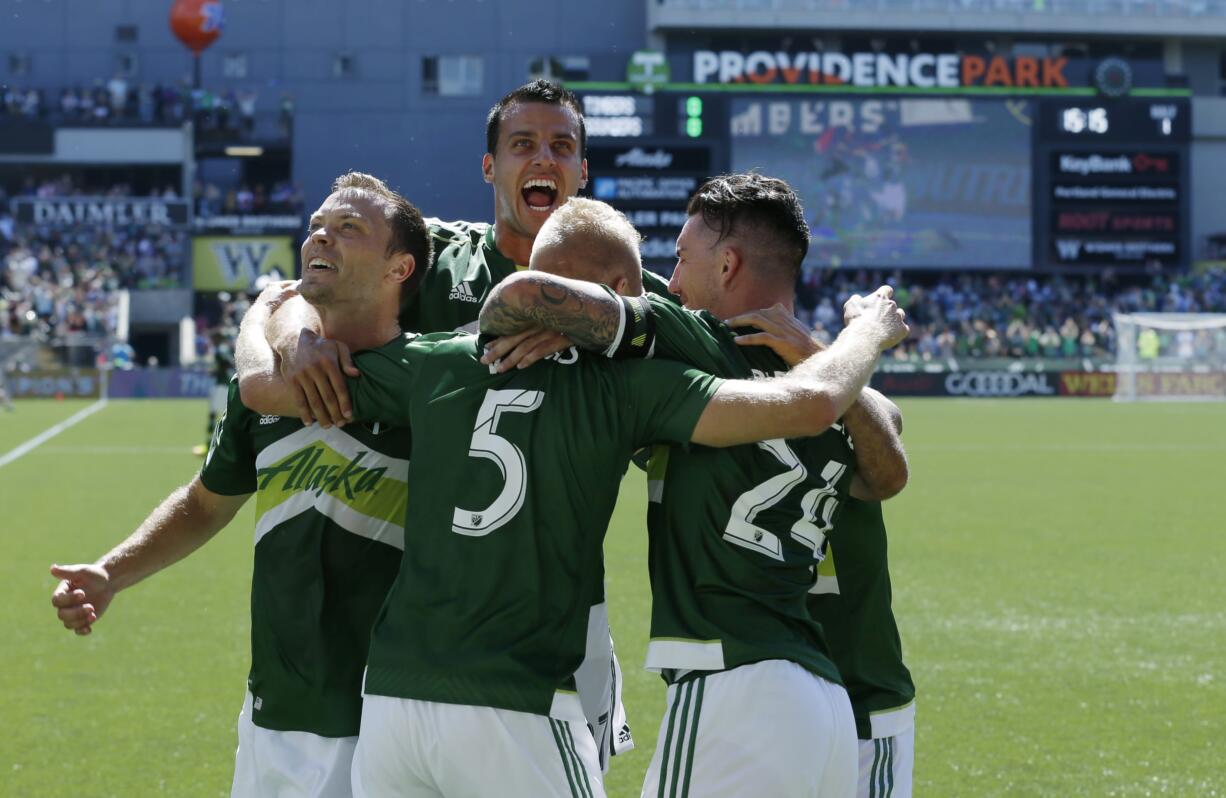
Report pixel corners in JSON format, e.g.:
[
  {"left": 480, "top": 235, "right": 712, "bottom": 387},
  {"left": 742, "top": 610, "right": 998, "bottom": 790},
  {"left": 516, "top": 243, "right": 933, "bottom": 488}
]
[
  {"left": 1034, "top": 99, "right": 1189, "bottom": 269},
  {"left": 576, "top": 89, "right": 1191, "bottom": 273},
  {"left": 578, "top": 92, "right": 724, "bottom": 271}
]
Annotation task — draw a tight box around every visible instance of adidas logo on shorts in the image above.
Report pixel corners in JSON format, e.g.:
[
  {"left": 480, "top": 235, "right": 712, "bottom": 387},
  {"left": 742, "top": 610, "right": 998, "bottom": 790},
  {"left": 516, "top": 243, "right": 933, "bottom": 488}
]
[
  {"left": 448, "top": 281, "right": 481, "bottom": 303},
  {"left": 259, "top": 415, "right": 281, "bottom": 425}
]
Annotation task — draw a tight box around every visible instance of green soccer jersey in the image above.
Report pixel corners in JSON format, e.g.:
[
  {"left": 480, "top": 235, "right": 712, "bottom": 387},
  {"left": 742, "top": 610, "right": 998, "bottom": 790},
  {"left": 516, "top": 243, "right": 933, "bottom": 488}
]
[
  {"left": 398, "top": 219, "right": 521, "bottom": 334},
  {"left": 200, "top": 380, "right": 409, "bottom": 737},
  {"left": 345, "top": 332, "right": 724, "bottom": 719},
  {"left": 641, "top": 296, "right": 854, "bottom": 686},
  {"left": 808, "top": 499, "right": 915, "bottom": 738}
]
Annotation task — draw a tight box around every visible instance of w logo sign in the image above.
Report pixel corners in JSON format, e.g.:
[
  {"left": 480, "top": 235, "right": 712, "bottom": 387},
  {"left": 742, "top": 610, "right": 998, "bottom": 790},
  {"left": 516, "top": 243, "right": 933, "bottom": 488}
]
[
  {"left": 210, "top": 242, "right": 273, "bottom": 284},
  {"left": 1055, "top": 240, "right": 1081, "bottom": 260}
]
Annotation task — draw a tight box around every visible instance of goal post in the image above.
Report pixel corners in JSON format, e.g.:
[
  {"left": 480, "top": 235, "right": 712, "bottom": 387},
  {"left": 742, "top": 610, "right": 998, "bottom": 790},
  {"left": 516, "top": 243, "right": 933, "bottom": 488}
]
[{"left": 1113, "top": 313, "right": 1226, "bottom": 402}]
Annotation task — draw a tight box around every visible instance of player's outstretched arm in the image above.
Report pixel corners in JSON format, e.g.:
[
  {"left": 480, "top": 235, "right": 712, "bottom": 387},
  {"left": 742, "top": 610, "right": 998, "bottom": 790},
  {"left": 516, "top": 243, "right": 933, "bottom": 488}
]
[
  {"left": 50, "top": 476, "right": 249, "bottom": 636},
  {"left": 726, "top": 301, "right": 909, "bottom": 499},
  {"left": 692, "top": 287, "right": 908, "bottom": 448}
]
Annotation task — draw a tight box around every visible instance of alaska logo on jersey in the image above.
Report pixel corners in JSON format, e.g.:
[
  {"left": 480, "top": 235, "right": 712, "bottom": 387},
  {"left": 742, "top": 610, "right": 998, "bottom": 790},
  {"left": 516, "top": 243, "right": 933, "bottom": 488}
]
[
  {"left": 256, "top": 447, "right": 388, "bottom": 500},
  {"left": 252, "top": 427, "right": 409, "bottom": 550},
  {"left": 448, "top": 281, "right": 481, "bottom": 303}
]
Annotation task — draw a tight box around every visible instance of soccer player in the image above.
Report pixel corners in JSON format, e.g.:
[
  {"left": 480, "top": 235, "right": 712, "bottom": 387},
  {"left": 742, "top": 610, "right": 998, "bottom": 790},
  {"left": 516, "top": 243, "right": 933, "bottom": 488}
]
[
  {"left": 811, "top": 499, "right": 916, "bottom": 798},
  {"left": 48, "top": 171, "right": 431, "bottom": 798},
  {"left": 261, "top": 79, "right": 639, "bottom": 768},
  {"left": 478, "top": 177, "right": 908, "bottom": 797},
  {"left": 687, "top": 309, "right": 918, "bottom": 798},
  {"left": 235, "top": 177, "right": 909, "bottom": 798},
  {"left": 193, "top": 328, "right": 236, "bottom": 457},
  {"left": 266, "top": 79, "right": 587, "bottom": 425}
]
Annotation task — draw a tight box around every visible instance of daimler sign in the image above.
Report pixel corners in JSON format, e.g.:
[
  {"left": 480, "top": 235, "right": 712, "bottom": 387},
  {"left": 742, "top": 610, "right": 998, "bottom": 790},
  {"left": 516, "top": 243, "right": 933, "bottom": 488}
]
[{"left": 12, "top": 197, "right": 191, "bottom": 227}]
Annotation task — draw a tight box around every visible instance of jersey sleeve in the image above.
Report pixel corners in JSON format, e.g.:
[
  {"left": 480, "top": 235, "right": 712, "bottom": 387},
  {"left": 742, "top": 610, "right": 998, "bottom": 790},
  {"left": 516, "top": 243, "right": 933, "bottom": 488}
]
[
  {"left": 618, "top": 358, "right": 724, "bottom": 447},
  {"left": 646, "top": 293, "right": 736, "bottom": 374},
  {"left": 641, "top": 268, "right": 676, "bottom": 301},
  {"left": 345, "top": 334, "right": 439, "bottom": 426},
  {"left": 199, "top": 379, "right": 257, "bottom": 496}
]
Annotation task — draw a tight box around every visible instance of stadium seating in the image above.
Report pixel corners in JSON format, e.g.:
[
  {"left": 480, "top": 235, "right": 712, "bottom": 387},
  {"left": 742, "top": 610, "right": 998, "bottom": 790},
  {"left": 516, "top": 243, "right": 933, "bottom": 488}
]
[{"left": 795, "top": 268, "right": 1226, "bottom": 361}]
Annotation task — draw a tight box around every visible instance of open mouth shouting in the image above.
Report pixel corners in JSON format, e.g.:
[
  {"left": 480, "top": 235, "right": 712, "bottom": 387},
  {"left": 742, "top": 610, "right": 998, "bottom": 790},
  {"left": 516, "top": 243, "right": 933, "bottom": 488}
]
[{"left": 521, "top": 177, "right": 559, "bottom": 214}]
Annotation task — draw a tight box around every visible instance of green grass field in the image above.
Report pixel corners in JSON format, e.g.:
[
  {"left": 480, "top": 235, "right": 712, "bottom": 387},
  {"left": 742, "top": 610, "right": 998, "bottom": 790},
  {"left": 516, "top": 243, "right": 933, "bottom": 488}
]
[{"left": 2, "top": 398, "right": 1224, "bottom": 797}]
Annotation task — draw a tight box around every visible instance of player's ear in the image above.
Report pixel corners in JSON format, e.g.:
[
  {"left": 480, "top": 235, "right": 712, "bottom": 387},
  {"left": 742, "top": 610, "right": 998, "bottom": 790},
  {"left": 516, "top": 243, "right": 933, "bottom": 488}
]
[
  {"left": 579, "top": 158, "right": 588, "bottom": 190},
  {"left": 719, "top": 244, "right": 743, "bottom": 289},
  {"left": 388, "top": 253, "right": 413, "bottom": 286},
  {"left": 482, "top": 153, "right": 495, "bottom": 184},
  {"left": 611, "top": 274, "right": 629, "bottom": 296}
]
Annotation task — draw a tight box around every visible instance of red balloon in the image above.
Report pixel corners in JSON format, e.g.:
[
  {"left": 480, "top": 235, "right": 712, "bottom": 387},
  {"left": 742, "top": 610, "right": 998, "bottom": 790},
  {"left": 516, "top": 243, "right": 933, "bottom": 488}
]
[{"left": 169, "top": 0, "right": 224, "bottom": 56}]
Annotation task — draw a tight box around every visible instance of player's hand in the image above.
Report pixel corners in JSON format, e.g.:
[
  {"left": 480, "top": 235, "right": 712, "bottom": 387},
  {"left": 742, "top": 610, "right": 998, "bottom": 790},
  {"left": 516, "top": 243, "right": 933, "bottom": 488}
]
[
  {"left": 256, "top": 280, "right": 300, "bottom": 314},
  {"left": 49, "top": 563, "right": 115, "bottom": 636},
  {"left": 480, "top": 327, "right": 574, "bottom": 373},
  {"left": 725, "top": 303, "right": 825, "bottom": 366},
  {"left": 279, "top": 330, "right": 359, "bottom": 428},
  {"left": 846, "top": 286, "right": 909, "bottom": 351}
]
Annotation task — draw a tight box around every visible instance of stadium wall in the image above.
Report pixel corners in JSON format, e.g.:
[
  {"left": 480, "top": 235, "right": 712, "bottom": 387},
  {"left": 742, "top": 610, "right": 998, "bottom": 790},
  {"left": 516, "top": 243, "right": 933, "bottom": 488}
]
[{"left": 0, "top": 0, "right": 649, "bottom": 219}]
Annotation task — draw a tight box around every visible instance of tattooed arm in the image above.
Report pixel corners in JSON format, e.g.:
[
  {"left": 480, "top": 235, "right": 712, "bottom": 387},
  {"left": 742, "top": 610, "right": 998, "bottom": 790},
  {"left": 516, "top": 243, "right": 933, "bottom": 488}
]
[{"left": 479, "top": 271, "right": 628, "bottom": 353}]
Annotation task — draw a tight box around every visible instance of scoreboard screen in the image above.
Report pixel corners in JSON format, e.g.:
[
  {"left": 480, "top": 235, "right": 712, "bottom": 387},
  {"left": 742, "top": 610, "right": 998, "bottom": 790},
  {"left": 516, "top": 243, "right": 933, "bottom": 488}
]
[
  {"left": 729, "top": 97, "right": 1034, "bottom": 269},
  {"left": 1035, "top": 99, "right": 1189, "bottom": 269}
]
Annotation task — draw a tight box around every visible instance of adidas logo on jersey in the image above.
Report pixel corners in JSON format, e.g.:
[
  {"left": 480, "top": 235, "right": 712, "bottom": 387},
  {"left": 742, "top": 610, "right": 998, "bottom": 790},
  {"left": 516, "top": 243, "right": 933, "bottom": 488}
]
[
  {"left": 259, "top": 415, "right": 281, "bottom": 425},
  {"left": 448, "top": 282, "right": 481, "bottom": 303}
]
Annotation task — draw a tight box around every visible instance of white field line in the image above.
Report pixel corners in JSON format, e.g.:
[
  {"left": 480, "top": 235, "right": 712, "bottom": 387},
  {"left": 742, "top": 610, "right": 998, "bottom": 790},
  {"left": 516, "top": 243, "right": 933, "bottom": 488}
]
[
  {"left": 31, "top": 445, "right": 189, "bottom": 455},
  {"left": 0, "top": 399, "right": 108, "bottom": 470}
]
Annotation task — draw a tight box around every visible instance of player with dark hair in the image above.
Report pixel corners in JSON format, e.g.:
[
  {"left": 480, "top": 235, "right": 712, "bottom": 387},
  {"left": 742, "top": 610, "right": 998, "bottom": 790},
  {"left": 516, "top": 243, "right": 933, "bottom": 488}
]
[
  {"left": 480, "top": 175, "right": 910, "bottom": 796},
  {"left": 256, "top": 81, "right": 643, "bottom": 770},
  {"left": 236, "top": 176, "right": 909, "bottom": 795},
  {"left": 50, "top": 171, "right": 430, "bottom": 798}
]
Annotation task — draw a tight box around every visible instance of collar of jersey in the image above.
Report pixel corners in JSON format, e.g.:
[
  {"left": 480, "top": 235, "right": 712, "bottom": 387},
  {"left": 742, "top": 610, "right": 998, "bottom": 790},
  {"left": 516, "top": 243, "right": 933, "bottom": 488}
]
[{"left": 485, "top": 224, "right": 527, "bottom": 272}]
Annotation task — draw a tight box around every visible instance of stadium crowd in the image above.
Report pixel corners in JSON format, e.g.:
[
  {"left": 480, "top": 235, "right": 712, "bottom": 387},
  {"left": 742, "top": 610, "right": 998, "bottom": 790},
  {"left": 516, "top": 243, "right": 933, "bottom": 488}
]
[
  {"left": 0, "top": 79, "right": 294, "bottom": 137},
  {"left": 0, "top": 176, "right": 185, "bottom": 340},
  {"left": 1, "top": 173, "right": 305, "bottom": 341},
  {"left": 796, "top": 268, "right": 1226, "bottom": 361},
  {"left": 3, "top": 172, "right": 1224, "bottom": 361}
]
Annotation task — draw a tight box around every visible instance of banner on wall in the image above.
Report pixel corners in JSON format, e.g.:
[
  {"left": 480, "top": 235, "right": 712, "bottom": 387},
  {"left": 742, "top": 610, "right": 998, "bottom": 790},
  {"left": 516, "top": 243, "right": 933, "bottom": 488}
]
[{"left": 192, "top": 236, "right": 297, "bottom": 291}]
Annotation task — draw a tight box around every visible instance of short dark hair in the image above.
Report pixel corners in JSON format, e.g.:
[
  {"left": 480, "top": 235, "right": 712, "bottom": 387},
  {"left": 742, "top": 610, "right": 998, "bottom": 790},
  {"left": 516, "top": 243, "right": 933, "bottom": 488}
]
[
  {"left": 686, "top": 173, "right": 810, "bottom": 282},
  {"left": 331, "top": 171, "right": 433, "bottom": 309},
  {"left": 485, "top": 79, "right": 586, "bottom": 159}
]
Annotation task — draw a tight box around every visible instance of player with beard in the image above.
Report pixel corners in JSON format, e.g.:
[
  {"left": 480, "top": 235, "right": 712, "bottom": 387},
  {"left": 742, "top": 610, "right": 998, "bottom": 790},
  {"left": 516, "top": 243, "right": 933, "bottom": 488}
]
[{"left": 237, "top": 180, "right": 909, "bottom": 796}]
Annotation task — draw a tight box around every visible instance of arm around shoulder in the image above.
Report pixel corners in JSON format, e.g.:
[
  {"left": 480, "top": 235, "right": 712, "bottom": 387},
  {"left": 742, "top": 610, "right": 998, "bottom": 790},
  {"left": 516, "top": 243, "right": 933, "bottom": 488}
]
[{"left": 690, "top": 378, "right": 841, "bottom": 448}]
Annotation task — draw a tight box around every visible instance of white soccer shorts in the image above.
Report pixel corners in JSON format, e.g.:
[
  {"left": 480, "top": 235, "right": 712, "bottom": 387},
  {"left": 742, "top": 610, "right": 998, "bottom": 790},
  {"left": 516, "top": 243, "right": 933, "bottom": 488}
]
[
  {"left": 641, "top": 659, "right": 857, "bottom": 798},
  {"left": 352, "top": 695, "right": 607, "bottom": 798},
  {"left": 857, "top": 727, "right": 915, "bottom": 798},
  {"left": 574, "top": 600, "right": 633, "bottom": 771},
  {"left": 231, "top": 690, "right": 356, "bottom": 798}
]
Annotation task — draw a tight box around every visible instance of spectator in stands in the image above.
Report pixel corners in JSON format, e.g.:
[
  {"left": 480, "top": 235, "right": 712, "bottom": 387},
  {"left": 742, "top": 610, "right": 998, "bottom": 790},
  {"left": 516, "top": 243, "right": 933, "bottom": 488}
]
[
  {"left": 107, "top": 73, "right": 129, "bottom": 117},
  {"left": 237, "top": 89, "right": 257, "bottom": 134}
]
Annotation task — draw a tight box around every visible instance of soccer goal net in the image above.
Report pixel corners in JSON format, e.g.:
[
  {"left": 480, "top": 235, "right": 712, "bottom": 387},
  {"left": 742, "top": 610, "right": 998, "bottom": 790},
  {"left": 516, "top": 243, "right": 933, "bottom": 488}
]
[{"left": 1113, "top": 313, "right": 1226, "bottom": 402}]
